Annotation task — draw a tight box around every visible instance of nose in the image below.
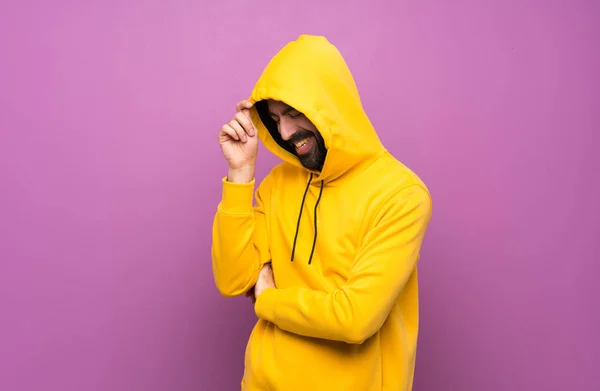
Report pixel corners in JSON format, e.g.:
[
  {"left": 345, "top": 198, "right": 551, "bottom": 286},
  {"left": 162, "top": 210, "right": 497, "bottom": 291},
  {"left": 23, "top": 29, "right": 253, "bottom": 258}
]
[{"left": 278, "top": 118, "right": 295, "bottom": 141}]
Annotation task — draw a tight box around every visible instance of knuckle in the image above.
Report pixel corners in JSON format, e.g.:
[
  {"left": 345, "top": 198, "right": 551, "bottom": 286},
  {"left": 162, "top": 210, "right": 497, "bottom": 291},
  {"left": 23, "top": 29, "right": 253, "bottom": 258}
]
[{"left": 237, "top": 113, "right": 252, "bottom": 127}]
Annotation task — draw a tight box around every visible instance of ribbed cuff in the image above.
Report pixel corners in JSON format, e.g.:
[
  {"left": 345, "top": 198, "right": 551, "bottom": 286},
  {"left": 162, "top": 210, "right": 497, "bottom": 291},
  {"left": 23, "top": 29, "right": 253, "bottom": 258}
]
[
  {"left": 220, "top": 176, "right": 255, "bottom": 214},
  {"left": 254, "top": 287, "right": 278, "bottom": 322}
]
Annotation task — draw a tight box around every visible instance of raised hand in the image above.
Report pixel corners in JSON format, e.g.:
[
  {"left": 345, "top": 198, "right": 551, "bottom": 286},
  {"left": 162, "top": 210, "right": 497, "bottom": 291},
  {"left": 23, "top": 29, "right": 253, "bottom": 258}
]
[{"left": 218, "top": 100, "right": 258, "bottom": 178}]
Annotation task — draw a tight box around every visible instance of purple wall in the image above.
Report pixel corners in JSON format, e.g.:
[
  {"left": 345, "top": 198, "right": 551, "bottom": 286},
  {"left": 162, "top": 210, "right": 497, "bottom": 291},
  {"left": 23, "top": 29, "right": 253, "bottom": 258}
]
[{"left": 1, "top": 1, "right": 598, "bottom": 390}]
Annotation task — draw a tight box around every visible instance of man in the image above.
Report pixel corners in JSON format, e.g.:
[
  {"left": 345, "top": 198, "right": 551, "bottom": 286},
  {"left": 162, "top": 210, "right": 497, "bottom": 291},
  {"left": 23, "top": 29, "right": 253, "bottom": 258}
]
[{"left": 212, "top": 34, "right": 432, "bottom": 391}]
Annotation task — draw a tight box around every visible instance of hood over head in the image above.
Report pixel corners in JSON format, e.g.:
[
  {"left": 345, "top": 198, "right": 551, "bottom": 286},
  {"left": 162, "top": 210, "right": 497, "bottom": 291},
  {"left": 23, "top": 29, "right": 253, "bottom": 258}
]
[{"left": 249, "top": 34, "right": 385, "bottom": 184}]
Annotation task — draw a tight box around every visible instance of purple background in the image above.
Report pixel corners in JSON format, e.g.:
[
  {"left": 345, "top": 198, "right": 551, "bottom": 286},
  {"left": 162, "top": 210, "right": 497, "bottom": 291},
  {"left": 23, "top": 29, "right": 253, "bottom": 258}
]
[{"left": 1, "top": 1, "right": 598, "bottom": 390}]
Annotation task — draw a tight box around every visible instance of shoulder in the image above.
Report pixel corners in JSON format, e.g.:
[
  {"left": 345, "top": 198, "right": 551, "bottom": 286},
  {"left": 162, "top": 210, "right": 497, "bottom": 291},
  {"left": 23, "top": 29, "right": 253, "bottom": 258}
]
[
  {"left": 363, "top": 152, "right": 432, "bottom": 216},
  {"left": 270, "top": 161, "right": 300, "bottom": 178},
  {"left": 257, "top": 161, "right": 303, "bottom": 189},
  {"left": 366, "top": 152, "right": 430, "bottom": 194}
]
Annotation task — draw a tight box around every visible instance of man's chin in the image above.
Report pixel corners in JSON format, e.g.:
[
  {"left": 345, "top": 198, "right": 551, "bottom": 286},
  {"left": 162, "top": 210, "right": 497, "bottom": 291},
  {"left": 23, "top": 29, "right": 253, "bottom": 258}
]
[
  {"left": 298, "top": 147, "right": 315, "bottom": 160},
  {"left": 299, "top": 152, "right": 324, "bottom": 171}
]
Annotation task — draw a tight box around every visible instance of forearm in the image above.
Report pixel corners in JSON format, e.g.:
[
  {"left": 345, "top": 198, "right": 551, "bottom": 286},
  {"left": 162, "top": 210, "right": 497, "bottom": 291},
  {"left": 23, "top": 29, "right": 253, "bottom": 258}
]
[
  {"left": 212, "top": 166, "right": 274, "bottom": 297},
  {"left": 211, "top": 170, "right": 266, "bottom": 297},
  {"left": 255, "top": 286, "right": 378, "bottom": 344},
  {"left": 211, "top": 212, "right": 261, "bottom": 297}
]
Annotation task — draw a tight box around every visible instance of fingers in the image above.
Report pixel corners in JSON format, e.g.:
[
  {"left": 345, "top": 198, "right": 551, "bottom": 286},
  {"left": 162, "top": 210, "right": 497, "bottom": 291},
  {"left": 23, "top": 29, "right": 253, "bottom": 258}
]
[
  {"left": 229, "top": 119, "right": 249, "bottom": 142},
  {"left": 220, "top": 123, "right": 241, "bottom": 142},
  {"left": 236, "top": 100, "right": 253, "bottom": 112},
  {"left": 219, "top": 100, "right": 256, "bottom": 143},
  {"left": 221, "top": 118, "right": 252, "bottom": 142},
  {"left": 234, "top": 112, "right": 255, "bottom": 137}
]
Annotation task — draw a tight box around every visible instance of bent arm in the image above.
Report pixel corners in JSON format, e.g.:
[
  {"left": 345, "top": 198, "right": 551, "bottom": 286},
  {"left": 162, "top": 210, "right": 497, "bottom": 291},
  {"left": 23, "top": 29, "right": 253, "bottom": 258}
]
[
  {"left": 211, "top": 172, "right": 273, "bottom": 297},
  {"left": 254, "top": 185, "right": 432, "bottom": 343}
]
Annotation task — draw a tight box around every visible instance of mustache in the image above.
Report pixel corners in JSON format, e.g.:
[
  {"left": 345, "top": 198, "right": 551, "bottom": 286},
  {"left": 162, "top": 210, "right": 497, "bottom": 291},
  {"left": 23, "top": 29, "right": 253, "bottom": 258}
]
[{"left": 288, "top": 130, "right": 314, "bottom": 145}]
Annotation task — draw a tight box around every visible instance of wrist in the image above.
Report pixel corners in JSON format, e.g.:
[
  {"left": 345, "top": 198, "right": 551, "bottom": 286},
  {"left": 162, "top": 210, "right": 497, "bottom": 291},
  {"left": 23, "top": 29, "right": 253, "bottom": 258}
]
[
  {"left": 227, "top": 165, "right": 255, "bottom": 183},
  {"left": 254, "top": 287, "right": 278, "bottom": 322}
]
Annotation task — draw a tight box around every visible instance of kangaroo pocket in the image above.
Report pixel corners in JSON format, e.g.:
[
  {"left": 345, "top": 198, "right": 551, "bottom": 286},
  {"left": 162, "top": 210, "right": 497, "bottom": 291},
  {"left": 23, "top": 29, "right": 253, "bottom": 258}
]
[{"left": 245, "top": 320, "right": 382, "bottom": 391}]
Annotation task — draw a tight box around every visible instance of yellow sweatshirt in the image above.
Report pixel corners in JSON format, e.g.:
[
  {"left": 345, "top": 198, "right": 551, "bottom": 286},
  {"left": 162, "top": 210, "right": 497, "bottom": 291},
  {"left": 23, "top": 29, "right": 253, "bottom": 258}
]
[{"left": 212, "top": 35, "right": 432, "bottom": 391}]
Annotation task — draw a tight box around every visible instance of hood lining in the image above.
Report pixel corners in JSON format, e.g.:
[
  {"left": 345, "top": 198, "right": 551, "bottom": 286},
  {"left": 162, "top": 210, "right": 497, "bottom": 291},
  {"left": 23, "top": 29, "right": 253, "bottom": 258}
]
[{"left": 255, "top": 100, "right": 297, "bottom": 156}]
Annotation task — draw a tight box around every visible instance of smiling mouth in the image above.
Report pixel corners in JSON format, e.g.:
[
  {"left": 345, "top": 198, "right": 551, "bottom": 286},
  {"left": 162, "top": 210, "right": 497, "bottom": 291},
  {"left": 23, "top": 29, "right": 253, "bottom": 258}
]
[
  {"left": 293, "top": 138, "right": 310, "bottom": 149},
  {"left": 291, "top": 135, "right": 314, "bottom": 155}
]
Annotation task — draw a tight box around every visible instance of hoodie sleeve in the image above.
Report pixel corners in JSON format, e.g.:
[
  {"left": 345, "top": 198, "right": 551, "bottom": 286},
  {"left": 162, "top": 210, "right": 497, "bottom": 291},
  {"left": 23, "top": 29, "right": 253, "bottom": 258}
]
[
  {"left": 211, "top": 173, "right": 273, "bottom": 297},
  {"left": 254, "top": 184, "right": 432, "bottom": 344}
]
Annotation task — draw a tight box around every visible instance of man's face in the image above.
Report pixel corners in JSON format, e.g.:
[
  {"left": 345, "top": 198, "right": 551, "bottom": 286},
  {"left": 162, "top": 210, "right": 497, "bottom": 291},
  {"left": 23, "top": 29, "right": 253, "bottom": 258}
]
[{"left": 267, "top": 99, "right": 327, "bottom": 171}]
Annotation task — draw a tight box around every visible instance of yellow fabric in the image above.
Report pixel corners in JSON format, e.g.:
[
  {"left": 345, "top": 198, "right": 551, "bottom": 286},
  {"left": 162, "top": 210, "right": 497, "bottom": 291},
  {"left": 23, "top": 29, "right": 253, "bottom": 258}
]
[{"left": 212, "top": 34, "right": 432, "bottom": 391}]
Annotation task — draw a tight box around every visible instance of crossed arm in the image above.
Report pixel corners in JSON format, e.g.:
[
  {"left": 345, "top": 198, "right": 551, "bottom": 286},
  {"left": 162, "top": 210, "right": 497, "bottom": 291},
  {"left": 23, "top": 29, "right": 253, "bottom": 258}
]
[{"left": 252, "top": 185, "right": 432, "bottom": 344}]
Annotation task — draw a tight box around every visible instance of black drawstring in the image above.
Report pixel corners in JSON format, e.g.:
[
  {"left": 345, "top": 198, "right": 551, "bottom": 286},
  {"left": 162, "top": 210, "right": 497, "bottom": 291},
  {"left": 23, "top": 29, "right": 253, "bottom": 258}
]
[
  {"left": 308, "top": 180, "right": 324, "bottom": 265},
  {"left": 290, "top": 174, "right": 324, "bottom": 265},
  {"left": 290, "top": 174, "right": 312, "bottom": 263}
]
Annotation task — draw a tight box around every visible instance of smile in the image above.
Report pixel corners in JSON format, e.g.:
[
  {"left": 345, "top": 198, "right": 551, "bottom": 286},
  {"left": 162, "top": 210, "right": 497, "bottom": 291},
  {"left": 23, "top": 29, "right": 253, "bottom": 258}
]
[{"left": 294, "top": 138, "right": 310, "bottom": 149}]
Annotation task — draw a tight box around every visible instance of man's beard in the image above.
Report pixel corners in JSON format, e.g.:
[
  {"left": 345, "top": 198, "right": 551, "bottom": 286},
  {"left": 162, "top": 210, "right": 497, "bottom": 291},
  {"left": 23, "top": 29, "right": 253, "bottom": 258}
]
[{"left": 288, "top": 130, "right": 327, "bottom": 172}]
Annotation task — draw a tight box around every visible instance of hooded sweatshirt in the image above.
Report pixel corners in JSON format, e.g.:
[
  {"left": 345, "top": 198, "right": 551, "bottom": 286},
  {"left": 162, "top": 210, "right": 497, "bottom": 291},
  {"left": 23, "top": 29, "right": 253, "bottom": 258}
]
[{"left": 212, "top": 34, "right": 432, "bottom": 391}]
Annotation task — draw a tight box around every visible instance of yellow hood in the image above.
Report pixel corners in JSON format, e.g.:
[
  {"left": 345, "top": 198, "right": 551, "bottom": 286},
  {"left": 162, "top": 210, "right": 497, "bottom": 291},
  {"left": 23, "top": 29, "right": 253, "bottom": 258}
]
[{"left": 249, "top": 34, "right": 386, "bottom": 183}]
